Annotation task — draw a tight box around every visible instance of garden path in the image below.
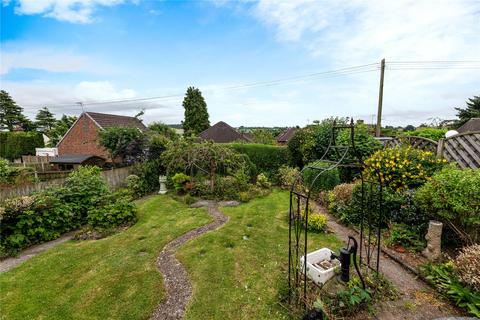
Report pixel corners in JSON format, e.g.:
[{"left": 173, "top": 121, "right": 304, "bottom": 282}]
[
  {"left": 0, "top": 231, "right": 76, "bottom": 273},
  {"left": 151, "top": 200, "right": 239, "bottom": 320},
  {"left": 315, "top": 204, "right": 463, "bottom": 320}
]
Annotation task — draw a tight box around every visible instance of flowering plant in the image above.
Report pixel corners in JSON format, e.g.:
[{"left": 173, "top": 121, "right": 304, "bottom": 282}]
[{"left": 363, "top": 147, "right": 446, "bottom": 191}]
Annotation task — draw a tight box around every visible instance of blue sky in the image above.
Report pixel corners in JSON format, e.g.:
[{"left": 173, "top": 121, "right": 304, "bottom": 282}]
[{"left": 1, "top": 0, "right": 479, "bottom": 127}]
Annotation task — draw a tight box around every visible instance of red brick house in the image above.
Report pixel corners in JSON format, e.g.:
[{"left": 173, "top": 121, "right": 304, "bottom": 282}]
[
  {"left": 56, "top": 112, "right": 147, "bottom": 163},
  {"left": 198, "top": 121, "right": 252, "bottom": 143}
]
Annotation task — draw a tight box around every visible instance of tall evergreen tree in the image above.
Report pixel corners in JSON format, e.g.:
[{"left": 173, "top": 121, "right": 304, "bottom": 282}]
[
  {"left": 48, "top": 114, "right": 77, "bottom": 146},
  {"left": 35, "top": 107, "right": 56, "bottom": 132},
  {"left": 0, "top": 90, "right": 27, "bottom": 131},
  {"left": 181, "top": 87, "right": 210, "bottom": 135},
  {"left": 454, "top": 95, "right": 480, "bottom": 128}
]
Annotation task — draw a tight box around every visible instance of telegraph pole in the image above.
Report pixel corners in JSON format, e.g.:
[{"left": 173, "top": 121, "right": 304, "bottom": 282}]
[{"left": 375, "top": 58, "right": 385, "bottom": 137}]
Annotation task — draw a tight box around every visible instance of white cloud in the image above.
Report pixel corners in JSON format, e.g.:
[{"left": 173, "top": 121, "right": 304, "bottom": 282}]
[
  {"left": 1, "top": 48, "right": 90, "bottom": 75},
  {"left": 74, "top": 81, "right": 136, "bottom": 100},
  {"left": 8, "top": 0, "right": 127, "bottom": 23}
]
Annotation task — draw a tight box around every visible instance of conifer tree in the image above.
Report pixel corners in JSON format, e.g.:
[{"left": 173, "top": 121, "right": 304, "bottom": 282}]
[
  {"left": 455, "top": 95, "right": 480, "bottom": 128},
  {"left": 181, "top": 87, "right": 210, "bottom": 135},
  {"left": 0, "top": 90, "right": 27, "bottom": 131},
  {"left": 35, "top": 107, "right": 56, "bottom": 132}
]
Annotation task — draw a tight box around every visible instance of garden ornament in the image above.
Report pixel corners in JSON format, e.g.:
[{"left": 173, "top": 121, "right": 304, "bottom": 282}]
[
  {"left": 422, "top": 220, "right": 443, "bottom": 261},
  {"left": 158, "top": 175, "right": 167, "bottom": 194}
]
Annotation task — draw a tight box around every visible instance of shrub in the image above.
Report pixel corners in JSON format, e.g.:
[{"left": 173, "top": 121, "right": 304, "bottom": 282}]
[
  {"left": 337, "top": 124, "right": 382, "bottom": 160},
  {"left": 415, "top": 165, "right": 480, "bottom": 244},
  {"left": 256, "top": 173, "right": 271, "bottom": 189},
  {"left": 454, "top": 244, "right": 480, "bottom": 291},
  {"left": 88, "top": 196, "right": 137, "bottom": 229},
  {"left": 277, "top": 165, "right": 300, "bottom": 189},
  {"left": 62, "top": 166, "right": 109, "bottom": 221},
  {"left": 404, "top": 127, "right": 447, "bottom": 141},
  {"left": 229, "top": 143, "right": 288, "bottom": 182},
  {"left": 302, "top": 161, "right": 340, "bottom": 194},
  {"left": 421, "top": 262, "right": 480, "bottom": 318},
  {"left": 306, "top": 213, "right": 328, "bottom": 232},
  {"left": 0, "top": 132, "right": 44, "bottom": 160},
  {"left": 328, "top": 183, "right": 355, "bottom": 214},
  {"left": 171, "top": 173, "right": 191, "bottom": 193},
  {"left": 384, "top": 223, "right": 425, "bottom": 252},
  {"left": 124, "top": 174, "right": 142, "bottom": 197},
  {"left": 364, "top": 147, "right": 446, "bottom": 191},
  {"left": 0, "top": 158, "right": 11, "bottom": 184}
]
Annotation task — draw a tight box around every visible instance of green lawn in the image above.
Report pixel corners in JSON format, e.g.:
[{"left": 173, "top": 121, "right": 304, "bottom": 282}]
[
  {"left": 0, "top": 190, "right": 341, "bottom": 320},
  {"left": 0, "top": 196, "right": 212, "bottom": 320},
  {"left": 178, "top": 189, "right": 342, "bottom": 320}
]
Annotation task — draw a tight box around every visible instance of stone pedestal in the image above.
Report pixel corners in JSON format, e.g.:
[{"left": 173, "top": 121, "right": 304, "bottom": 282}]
[
  {"left": 158, "top": 175, "right": 167, "bottom": 195},
  {"left": 422, "top": 220, "right": 443, "bottom": 261}
]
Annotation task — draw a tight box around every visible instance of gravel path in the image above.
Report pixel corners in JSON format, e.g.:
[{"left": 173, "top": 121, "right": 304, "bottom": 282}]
[
  {"left": 151, "top": 200, "right": 238, "bottom": 320},
  {"left": 314, "top": 203, "right": 463, "bottom": 319},
  {"left": 0, "top": 231, "right": 75, "bottom": 273}
]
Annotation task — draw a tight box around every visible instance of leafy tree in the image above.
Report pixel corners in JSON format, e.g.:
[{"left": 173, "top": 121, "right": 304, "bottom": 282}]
[
  {"left": 454, "top": 95, "right": 480, "bottom": 128},
  {"left": 148, "top": 122, "right": 178, "bottom": 140},
  {"left": 35, "top": 107, "right": 56, "bottom": 132},
  {"left": 181, "top": 87, "right": 210, "bottom": 135},
  {"left": 0, "top": 90, "right": 28, "bottom": 131},
  {"left": 47, "top": 115, "right": 77, "bottom": 146},
  {"left": 403, "top": 125, "right": 415, "bottom": 132},
  {"left": 162, "top": 139, "right": 246, "bottom": 191},
  {"left": 98, "top": 126, "right": 146, "bottom": 164},
  {"left": 250, "top": 129, "right": 276, "bottom": 145}
]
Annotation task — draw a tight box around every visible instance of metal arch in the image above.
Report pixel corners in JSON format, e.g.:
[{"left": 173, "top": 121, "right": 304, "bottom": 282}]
[{"left": 287, "top": 118, "right": 385, "bottom": 309}]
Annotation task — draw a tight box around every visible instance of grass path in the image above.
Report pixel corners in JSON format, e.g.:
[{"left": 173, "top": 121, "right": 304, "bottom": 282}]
[
  {"left": 178, "top": 189, "right": 342, "bottom": 320},
  {"left": 0, "top": 196, "right": 212, "bottom": 320}
]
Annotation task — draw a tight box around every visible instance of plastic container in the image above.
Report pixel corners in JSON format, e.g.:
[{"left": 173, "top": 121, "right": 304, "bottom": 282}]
[{"left": 300, "top": 248, "right": 340, "bottom": 286}]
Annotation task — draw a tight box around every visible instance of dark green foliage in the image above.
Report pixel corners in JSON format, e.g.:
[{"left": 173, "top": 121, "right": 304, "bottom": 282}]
[
  {"left": 0, "top": 90, "right": 29, "bottom": 131},
  {"left": 99, "top": 126, "right": 146, "bottom": 163},
  {"left": 421, "top": 262, "right": 480, "bottom": 318},
  {"left": 171, "top": 173, "right": 191, "bottom": 193},
  {"left": 415, "top": 165, "right": 480, "bottom": 244},
  {"left": 337, "top": 124, "right": 382, "bottom": 161},
  {"left": 35, "top": 107, "right": 56, "bottom": 132},
  {"left": 403, "top": 127, "right": 447, "bottom": 141},
  {"left": 148, "top": 122, "right": 178, "bottom": 140},
  {"left": 0, "top": 131, "right": 44, "bottom": 160},
  {"left": 385, "top": 223, "right": 425, "bottom": 252},
  {"left": 181, "top": 87, "right": 210, "bottom": 135},
  {"left": 302, "top": 161, "right": 340, "bottom": 194},
  {"left": 250, "top": 129, "right": 276, "bottom": 145},
  {"left": 47, "top": 114, "right": 77, "bottom": 147},
  {"left": 87, "top": 196, "right": 137, "bottom": 229},
  {"left": 454, "top": 95, "right": 480, "bottom": 128},
  {"left": 229, "top": 143, "right": 289, "bottom": 182}
]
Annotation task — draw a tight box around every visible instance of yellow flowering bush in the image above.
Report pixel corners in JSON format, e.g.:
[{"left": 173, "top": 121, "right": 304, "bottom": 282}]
[{"left": 363, "top": 147, "right": 446, "bottom": 191}]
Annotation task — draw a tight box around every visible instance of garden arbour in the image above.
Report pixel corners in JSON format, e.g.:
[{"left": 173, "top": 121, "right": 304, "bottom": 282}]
[{"left": 288, "top": 119, "right": 386, "bottom": 309}]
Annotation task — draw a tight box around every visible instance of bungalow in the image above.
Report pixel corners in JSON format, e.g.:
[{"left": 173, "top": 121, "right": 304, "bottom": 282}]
[
  {"left": 198, "top": 121, "right": 252, "bottom": 143},
  {"left": 56, "top": 112, "right": 147, "bottom": 163}
]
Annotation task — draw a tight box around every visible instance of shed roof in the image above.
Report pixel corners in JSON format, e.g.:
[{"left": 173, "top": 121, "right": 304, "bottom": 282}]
[
  {"left": 198, "top": 121, "right": 252, "bottom": 143},
  {"left": 50, "top": 154, "right": 106, "bottom": 164},
  {"left": 457, "top": 118, "right": 480, "bottom": 133},
  {"left": 85, "top": 112, "right": 147, "bottom": 131}
]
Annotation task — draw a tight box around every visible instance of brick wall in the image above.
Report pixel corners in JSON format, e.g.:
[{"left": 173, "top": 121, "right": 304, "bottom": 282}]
[{"left": 57, "top": 114, "right": 111, "bottom": 161}]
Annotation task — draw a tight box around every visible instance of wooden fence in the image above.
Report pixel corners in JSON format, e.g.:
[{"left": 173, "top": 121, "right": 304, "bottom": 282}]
[
  {"left": 0, "top": 166, "right": 132, "bottom": 201},
  {"left": 384, "top": 131, "right": 480, "bottom": 169}
]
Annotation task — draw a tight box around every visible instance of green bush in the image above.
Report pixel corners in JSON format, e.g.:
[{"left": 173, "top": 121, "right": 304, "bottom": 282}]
[
  {"left": 124, "top": 174, "right": 142, "bottom": 197},
  {"left": 384, "top": 223, "right": 425, "bottom": 252},
  {"left": 87, "top": 196, "right": 137, "bottom": 229},
  {"left": 302, "top": 161, "right": 340, "bottom": 194},
  {"left": 421, "top": 262, "right": 480, "bottom": 318},
  {"left": 0, "top": 132, "right": 44, "bottom": 160},
  {"left": 171, "top": 173, "right": 191, "bottom": 193},
  {"left": 0, "top": 158, "right": 10, "bottom": 184},
  {"left": 256, "top": 173, "right": 271, "bottom": 189},
  {"left": 306, "top": 213, "right": 328, "bottom": 232},
  {"left": 229, "top": 143, "right": 288, "bottom": 183},
  {"left": 277, "top": 165, "right": 300, "bottom": 189},
  {"left": 415, "top": 165, "right": 480, "bottom": 244},
  {"left": 404, "top": 127, "right": 447, "bottom": 141}
]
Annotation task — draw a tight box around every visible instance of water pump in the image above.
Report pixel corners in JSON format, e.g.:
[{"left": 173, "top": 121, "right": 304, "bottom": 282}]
[{"left": 331, "top": 236, "right": 365, "bottom": 289}]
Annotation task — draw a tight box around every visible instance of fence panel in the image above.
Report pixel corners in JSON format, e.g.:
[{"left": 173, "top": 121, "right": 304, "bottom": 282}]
[
  {"left": 384, "top": 136, "right": 438, "bottom": 153},
  {"left": 1, "top": 166, "right": 132, "bottom": 200},
  {"left": 440, "top": 131, "right": 480, "bottom": 169}
]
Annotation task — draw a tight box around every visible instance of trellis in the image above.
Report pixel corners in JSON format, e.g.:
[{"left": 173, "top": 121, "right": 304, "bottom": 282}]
[{"left": 384, "top": 136, "right": 438, "bottom": 153}]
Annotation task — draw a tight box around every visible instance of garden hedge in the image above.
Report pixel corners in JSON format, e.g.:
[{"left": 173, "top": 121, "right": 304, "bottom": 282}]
[
  {"left": 0, "top": 132, "right": 44, "bottom": 160},
  {"left": 229, "top": 143, "right": 289, "bottom": 182}
]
